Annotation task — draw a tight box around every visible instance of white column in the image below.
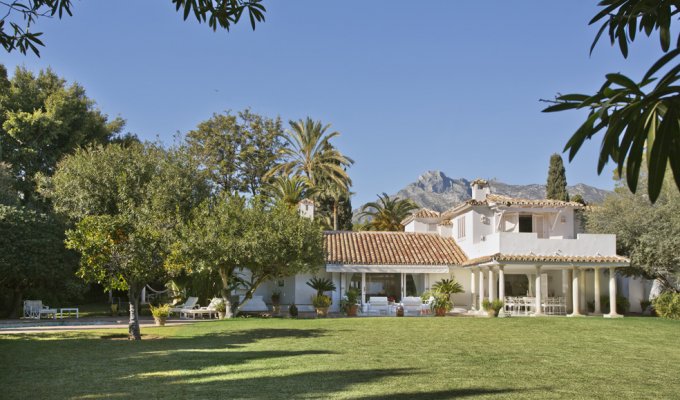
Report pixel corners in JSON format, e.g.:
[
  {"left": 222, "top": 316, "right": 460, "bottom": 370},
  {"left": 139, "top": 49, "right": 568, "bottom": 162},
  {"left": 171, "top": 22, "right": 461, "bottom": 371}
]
[
  {"left": 470, "top": 268, "right": 477, "bottom": 311},
  {"left": 605, "top": 267, "right": 623, "bottom": 318},
  {"left": 400, "top": 273, "right": 405, "bottom": 300},
  {"left": 534, "top": 266, "right": 543, "bottom": 315},
  {"left": 488, "top": 267, "right": 495, "bottom": 302},
  {"left": 498, "top": 265, "right": 505, "bottom": 302},
  {"left": 568, "top": 267, "right": 582, "bottom": 317},
  {"left": 478, "top": 268, "right": 485, "bottom": 312},
  {"left": 361, "top": 272, "right": 366, "bottom": 308},
  {"left": 564, "top": 269, "right": 572, "bottom": 314},
  {"left": 593, "top": 268, "right": 602, "bottom": 315},
  {"left": 579, "top": 269, "right": 587, "bottom": 314}
]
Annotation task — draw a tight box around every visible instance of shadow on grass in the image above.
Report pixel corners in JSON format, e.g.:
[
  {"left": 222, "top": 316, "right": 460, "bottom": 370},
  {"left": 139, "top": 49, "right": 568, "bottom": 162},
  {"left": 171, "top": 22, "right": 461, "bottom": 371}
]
[{"left": 354, "top": 388, "right": 521, "bottom": 399}]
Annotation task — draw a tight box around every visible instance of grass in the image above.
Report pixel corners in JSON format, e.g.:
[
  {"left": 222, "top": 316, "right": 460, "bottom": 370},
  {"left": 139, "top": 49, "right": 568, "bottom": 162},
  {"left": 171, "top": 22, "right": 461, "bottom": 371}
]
[{"left": 1, "top": 317, "right": 678, "bottom": 399}]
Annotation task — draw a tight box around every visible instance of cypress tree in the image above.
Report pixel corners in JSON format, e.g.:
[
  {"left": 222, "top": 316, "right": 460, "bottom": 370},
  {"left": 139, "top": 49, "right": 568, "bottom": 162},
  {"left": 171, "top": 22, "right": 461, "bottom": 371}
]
[{"left": 546, "top": 153, "right": 570, "bottom": 201}]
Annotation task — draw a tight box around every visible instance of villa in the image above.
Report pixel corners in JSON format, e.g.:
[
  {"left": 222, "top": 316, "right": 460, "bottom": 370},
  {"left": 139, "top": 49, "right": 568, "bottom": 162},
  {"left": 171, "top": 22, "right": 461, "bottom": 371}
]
[{"left": 240, "top": 179, "right": 651, "bottom": 317}]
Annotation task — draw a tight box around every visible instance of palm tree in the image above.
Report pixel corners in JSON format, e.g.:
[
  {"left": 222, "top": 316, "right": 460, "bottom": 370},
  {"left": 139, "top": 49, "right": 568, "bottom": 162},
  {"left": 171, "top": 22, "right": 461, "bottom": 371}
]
[
  {"left": 358, "top": 193, "right": 419, "bottom": 231},
  {"left": 267, "top": 117, "right": 354, "bottom": 190},
  {"left": 265, "top": 175, "right": 316, "bottom": 208}
]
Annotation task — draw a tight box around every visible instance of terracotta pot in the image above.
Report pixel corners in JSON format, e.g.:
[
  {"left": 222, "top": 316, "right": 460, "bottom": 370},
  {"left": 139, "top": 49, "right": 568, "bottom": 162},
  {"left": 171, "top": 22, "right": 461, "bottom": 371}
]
[
  {"left": 346, "top": 304, "right": 359, "bottom": 317},
  {"left": 316, "top": 307, "right": 329, "bottom": 318},
  {"left": 434, "top": 307, "right": 447, "bottom": 317},
  {"left": 486, "top": 310, "right": 496, "bottom": 318},
  {"left": 154, "top": 316, "right": 167, "bottom": 326},
  {"left": 218, "top": 311, "right": 226, "bottom": 319}
]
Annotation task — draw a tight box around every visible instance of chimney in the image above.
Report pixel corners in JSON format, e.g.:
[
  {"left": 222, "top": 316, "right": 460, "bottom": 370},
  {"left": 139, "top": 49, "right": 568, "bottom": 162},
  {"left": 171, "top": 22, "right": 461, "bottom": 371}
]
[
  {"left": 297, "top": 199, "right": 315, "bottom": 220},
  {"left": 470, "top": 179, "right": 490, "bottom": 201}
]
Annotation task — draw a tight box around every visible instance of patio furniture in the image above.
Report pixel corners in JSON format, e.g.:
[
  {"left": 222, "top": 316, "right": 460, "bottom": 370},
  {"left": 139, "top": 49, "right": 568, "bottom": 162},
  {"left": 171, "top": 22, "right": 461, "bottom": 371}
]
[
  {"left": 23, "top": 300, "right": 58, "bottom": 320},
  {"left": 421, "top": 296, "right": 434, "bottom": 315},
  {"left": 59, "top": 308, "right": 79, "bottom": 318},
  {"left": 401, "top": 296, "right": 422, "bottom": 316},
  {"left": 181, "top": 298, "right": 221, "bottom": 319},
  {"left": 367, "top": 296, "right": 389, "bottom": 315},
  {"left": 169, "top": 296, "right": 199, "bottom": 316}
]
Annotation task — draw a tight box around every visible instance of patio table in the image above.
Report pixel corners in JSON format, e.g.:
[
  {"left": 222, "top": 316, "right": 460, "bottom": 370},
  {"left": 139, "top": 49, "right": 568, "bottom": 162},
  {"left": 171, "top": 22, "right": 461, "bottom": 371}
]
[{"left": 59, "top": 308, "right": 79, "bottom": 318}]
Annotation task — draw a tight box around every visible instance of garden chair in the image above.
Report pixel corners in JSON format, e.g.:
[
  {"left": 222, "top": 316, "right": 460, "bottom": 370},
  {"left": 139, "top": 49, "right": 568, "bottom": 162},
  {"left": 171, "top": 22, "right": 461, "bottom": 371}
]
[
  {"left": 169, "top": 297, "right": 199, "bottom": 316},
  {"left": 23, "top": 300, "right": 58, "bottom": 320},
  {"left": 401, "top": 296, "right": 422, "bottom": 316},
  {"left": 367, "top": 296, "right": 389, "bottom": 315},
  {"left": 181, "top": 297, "right": 221, "bottom": 319}
]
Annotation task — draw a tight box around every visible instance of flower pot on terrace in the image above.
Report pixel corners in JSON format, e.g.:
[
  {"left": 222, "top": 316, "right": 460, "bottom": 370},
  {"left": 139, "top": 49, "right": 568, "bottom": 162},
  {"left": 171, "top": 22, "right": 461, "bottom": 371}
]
[
  {"left": 154, "top": 316, "right": 167, "bottom": 326},
  {"left": 434, "top": 307, "right": 447, "bottom": 317},
  {"left": 316, "top": 307, "right": 329, "bottom": 318}
]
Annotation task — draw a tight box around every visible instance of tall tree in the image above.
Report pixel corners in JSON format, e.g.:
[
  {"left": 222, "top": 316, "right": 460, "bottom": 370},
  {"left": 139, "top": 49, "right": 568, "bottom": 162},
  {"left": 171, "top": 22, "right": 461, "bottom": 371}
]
[
  {"left": 546, "top": 153, "right": 570, "bottom": 201},
  {"left": 185, "top": 109, "right": 284, "bottom": 196},
  {"left": 0, "top": 162, "right": 17, "bottom": 206},
  {"left": 46, "top": 143, "right": 208, "bottom": 339},
  {"left": 358, "top": 193, "right": 419, "bottom": 231},
  {"left": 316, "top": 189, "right": 353, "bottom": 231},
  {"left": 265, "top": 175, "right": 316, "bottom": 208},
  {"left": 587, "top": 170, "right": 680, "bottom": 292},
  {"left": 543, "top": 1, "right": 680, "bottom": 203},
  {"left": 0, "top": 65, "right": 124, "bottom": 208},
  {"left": 267, "top": 117, "right": 353, "bottom": 191},
  {"left": 1, "top": 0, "right": 266, "bottom": 56}
]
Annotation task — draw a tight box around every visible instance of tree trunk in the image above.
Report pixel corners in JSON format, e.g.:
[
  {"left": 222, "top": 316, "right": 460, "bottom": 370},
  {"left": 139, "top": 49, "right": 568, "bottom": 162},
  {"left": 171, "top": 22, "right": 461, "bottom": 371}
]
[
  {"left": 8, "top": 287, "right": 22, "bottom": 319},
  {"left": 219, "top": 267, "right": 234, "bottom": 319},
  {"left": 333, "top": 201, "right": 338, "bottom": 231},
  {"left": 128, "top": 284, "right": 142, "bottom": 340}
]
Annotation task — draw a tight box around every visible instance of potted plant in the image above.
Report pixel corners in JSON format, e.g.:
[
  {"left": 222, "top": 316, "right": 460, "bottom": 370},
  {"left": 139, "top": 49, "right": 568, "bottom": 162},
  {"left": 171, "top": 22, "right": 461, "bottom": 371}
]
[
  {"left": 482, "top": 299, "right": 504, "bottom": 317},
  {"left": 312, "top": 294, "right": 332, "bottom": 317},
  {"left": 149, "top": 304, "right": 170, "bottom": 326},
  {"left": 288, "top": 303, "right": 298, "bottom": 318},
  {"left": 271, "top": 290, "right": 281, "bottom": 315},
  {"left": 340, "top": 287, "right": 361, "bottom": 317},
  {"left": 215, "top": 299, "right": 227, "bottom": 319},
  {"left": 430, "top": 294, "right": 453, "bottom": 316},
  {"left": 432, "top": 278, "right": 464, "bottom": 309}
]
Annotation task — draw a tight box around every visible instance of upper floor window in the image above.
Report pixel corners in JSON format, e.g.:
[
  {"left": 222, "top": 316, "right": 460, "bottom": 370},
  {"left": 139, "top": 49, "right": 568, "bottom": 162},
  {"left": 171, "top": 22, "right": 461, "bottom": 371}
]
[
  {"left": 518, "top": 215, "right": 532, "bottom": 233},
  {"left": 457, "top": 216, "right": 466, "bottom": 239}
]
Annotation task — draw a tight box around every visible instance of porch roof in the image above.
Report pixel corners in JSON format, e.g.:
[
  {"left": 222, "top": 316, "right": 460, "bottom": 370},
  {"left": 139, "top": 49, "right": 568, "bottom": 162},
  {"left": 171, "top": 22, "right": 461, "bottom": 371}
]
[
  {"left": 324, "top": 231, "right": 466, "bottom": 266},
  {"left": 462, "top": 253, "right": 629, "bottom": 267}
]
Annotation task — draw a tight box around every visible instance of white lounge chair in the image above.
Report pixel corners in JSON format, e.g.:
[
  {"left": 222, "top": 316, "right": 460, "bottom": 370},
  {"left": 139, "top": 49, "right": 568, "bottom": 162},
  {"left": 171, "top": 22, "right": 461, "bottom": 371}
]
[
  {"left": 23, "top": 300, "right": 58, "bottom": 320},
  {"left": 401, "top": 296, "right": 422, "bottom": 316},
  {"left": 169, "top": 296, "right": 199, "bottom": 316},
  {"left": 181, "top": 297, "right": 221, "bottom": 319},
  {"left": 367, "top": 296, "right": 389, "bottom": 315}
]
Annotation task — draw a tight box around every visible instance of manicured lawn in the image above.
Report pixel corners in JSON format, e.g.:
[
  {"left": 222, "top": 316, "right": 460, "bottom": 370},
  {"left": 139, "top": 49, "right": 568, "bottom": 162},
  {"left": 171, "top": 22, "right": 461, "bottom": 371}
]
[{"left": 1, "top": 317, "right": 678, "bottom": 399}]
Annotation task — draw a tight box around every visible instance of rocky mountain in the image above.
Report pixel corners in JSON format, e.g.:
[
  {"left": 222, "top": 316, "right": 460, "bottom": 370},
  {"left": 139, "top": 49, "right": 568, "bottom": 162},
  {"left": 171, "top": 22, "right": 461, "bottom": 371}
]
[{"left": 354, "top": 171, "right": 611, "bottom": 221}]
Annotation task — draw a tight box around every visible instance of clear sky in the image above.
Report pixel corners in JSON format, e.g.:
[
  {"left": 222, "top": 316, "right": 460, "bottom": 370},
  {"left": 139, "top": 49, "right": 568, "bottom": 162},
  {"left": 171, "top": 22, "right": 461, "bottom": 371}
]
[{"left": 3, "top": 1, "right": 664, "bottom": 206}]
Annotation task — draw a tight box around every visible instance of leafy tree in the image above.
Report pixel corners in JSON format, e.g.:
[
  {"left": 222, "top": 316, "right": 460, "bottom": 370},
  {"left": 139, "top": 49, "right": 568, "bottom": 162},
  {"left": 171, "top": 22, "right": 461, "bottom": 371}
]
[
  {"left": 185, "top": 109, "right": 284, "bottom": 196},
  {"left": 0, "top": 204, "right": 78, "bottom": 317},
  {"left": 586, "top": 170, "right": 680, "bottom": 292},
  {"left": 316, "top": 189, "right": 353, "bottom": 231},
  {"left": 543, "top": 1, "right": 680, "bottom": 203},
  {"left": 265, "top": 175, "right": 316, "bottom": 208},
  {"left": 358, "top": 193, "right": 419, "bottom": 231},
  {"left": 0, "top": 65, "right": 124, "bottom": 208},
  {"left": 267, "top": 117, "right": 354, "bottom": 191},
  {"left": 46, "top": 143, "right": 208, "bottom": 339},
  {"left": 168, "top": 195, "right": 324, "bottom": 318},
  {"left": 0, "top": 162, "right": 17, "bottom": 205},
  {"left": 1, "top": 0, "right": 266, "bottom": 56},
  {"left": 546, "top": 153, "right": 570, "bottom": 201}
]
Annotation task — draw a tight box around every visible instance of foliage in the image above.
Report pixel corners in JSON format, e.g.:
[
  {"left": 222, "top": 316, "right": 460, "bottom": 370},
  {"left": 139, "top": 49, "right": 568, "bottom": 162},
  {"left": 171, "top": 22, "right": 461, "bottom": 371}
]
[
  {"left": 264, "top": 175, "right": 316, "bottom": 208},
  {"left": 420, "top": 290, "right": 433, "bottom": 303},
  {"left": 271, "top": 290, "right": 281, "bottom": 303},
  {"left": 288, "top": 303, "right": 298, "bottom": 317},
  {"left": 546, "top": 153, "right": 569, "bottom": 201},
  {"left": 1, "top": 0, "right": 266, "bottom": 56},
  {"left": 47, "top": 142, "right": 207, "bottom": 339},
  {"left": 543, "top": 0, "right": 680, "bottom": 203},
  {"left": 316, "top": 189, "right": 353, "bottom": 231},
  {"left": 482, "top": 299, "right": 504, "bottom": 315},
  {"left": 640, "top": 299, "right": 651, "bottom": 313},
  {"left": 0, "top": 162, "right": 17, "bottom": 205},
  {"left": 358, "top": 192, "right": 419, "bottom": 231},
  {"left": 306, "top": 277, "right": 337, "bottom": 297},
  {"left": 185, "top": 109, "right": 284, "bottom": 196},
  {"left": 571, "top": 194, "right": 586, "bottom": 205},
  {"left": 214, "top": 299, "right": 227, "bottom": 313},
  {"left": 0, "top": 204, "right": 79, "bottom": 317},
  {"left": 0, "top": 65, "right": 124, "bottom": 208},
  {"left": 430, "top": 293, "right": 452, "bottom": 312},
  {"left": 586, "top": 171, "right": 680, "bottom": 291},
  {"left": 311, "top": 294, "right": 331, "bottom": 309},
  {"left": 340, "top": 287, "right": 360, "bottom": 314},
  {"left": 149, "top": 304, "right": 170, "bottom": 318},
  {"left": 601, "top": 295, "right": 631, "bottom": 315},
  {"left": 652, "top": 291, "right": 680, "bottom": 319},
  {"left": 432, "top": 278, "right": 464, "bottom": 297}
]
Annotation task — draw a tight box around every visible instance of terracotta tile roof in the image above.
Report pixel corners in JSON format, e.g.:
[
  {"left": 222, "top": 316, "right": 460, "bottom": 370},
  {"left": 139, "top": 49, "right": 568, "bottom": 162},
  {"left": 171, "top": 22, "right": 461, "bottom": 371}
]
[
  {"left": 325, "top": 231, "right": 467, "bottom": 265},
  {"left": 485, "top": 194, "right": 585, "bottom": 208},
  {"left": 462, "top": 253, "right": 629, "bottom": 266},
  {"left": 438, "top": 219, "right": 453, "bottom": 226},
  {"left": 401, "top": 208, "right": 441, "bottom": 225}
]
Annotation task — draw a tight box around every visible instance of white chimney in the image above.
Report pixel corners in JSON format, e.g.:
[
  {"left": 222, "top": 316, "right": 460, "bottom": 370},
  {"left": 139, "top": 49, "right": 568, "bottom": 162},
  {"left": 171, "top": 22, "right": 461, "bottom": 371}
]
[{"left": 470, "top": 179, "right": 490, "bottom": 201}]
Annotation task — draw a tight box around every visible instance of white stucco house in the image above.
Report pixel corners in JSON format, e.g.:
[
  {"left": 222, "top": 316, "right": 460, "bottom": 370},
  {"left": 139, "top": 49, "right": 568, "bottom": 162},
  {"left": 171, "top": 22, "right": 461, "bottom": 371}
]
[{"left": 243, "top": 179, "right": 650, "bottom": 317}]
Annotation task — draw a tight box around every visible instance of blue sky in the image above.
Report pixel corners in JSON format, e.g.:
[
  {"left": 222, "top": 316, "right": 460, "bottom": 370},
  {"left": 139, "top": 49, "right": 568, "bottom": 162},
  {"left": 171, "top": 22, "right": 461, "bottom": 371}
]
[{"left": 3, "top": 1, "right": 664, "bottom": 206}]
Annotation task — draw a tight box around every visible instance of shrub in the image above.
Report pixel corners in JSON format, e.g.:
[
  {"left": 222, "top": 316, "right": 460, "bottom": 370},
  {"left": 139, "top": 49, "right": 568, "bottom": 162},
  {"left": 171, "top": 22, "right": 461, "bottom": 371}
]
[
  {"left": 653, "top": 292, "right": 680, "bottom": 320},
  {"left": 288, "top": 303, "right": 298, "bottom": 318},
  {"left": 430, "top": 294, "right": 453, "bottom": 312},
  {"left": 311, "top": 295, "right": 332, "bottom": 309},
  {"left": 214, "top": 300, "right": 226, "bottom": 313},
  {"left": 420, "top": 290, "right": 433, "bottom": 303},
  {"left": 149, "top": 304, "right": 170, "bottom": 318},
  {"left": 600, "top": 295, "right": 630, "bottom": 314}
]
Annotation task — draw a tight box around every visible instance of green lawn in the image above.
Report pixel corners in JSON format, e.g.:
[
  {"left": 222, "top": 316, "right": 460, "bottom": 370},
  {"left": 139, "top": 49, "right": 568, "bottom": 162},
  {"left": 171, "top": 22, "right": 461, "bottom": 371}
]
[{"left": 1, "top": 317, "right": 678, "bottom": 399}]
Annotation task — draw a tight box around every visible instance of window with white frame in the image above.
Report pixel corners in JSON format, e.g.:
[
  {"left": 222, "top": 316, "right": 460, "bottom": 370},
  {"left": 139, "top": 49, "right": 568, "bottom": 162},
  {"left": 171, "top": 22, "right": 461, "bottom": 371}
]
[{"left": 457, "top": 216, "right": 466, "bottom": 239}]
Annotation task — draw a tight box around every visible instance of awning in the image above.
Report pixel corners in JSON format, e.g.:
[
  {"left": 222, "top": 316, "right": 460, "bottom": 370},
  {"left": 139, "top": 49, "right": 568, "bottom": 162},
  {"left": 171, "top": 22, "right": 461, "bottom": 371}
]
[{"left": 326, "top": 264, "right": 450, "bottom": 274}]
